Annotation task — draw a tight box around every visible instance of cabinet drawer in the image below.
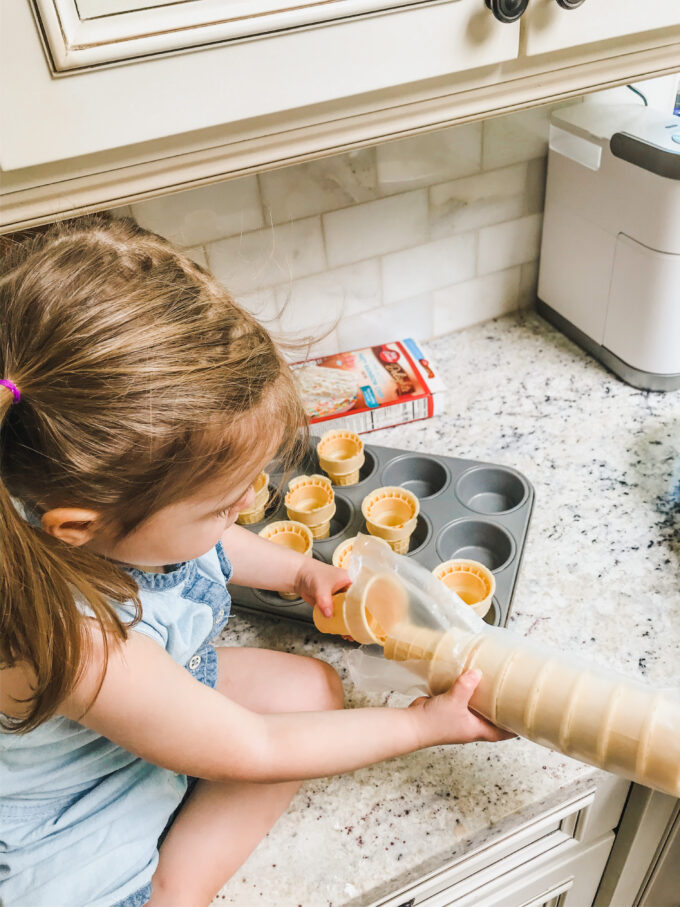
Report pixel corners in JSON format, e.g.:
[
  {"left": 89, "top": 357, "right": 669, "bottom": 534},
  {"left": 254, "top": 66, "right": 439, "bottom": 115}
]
[
  {"left": 378, "top": 779, "right": 628, "bottom": 907},
  {"left": 521, "top": 0, "right": 680, "bottom": 58},
  {"left": 422, "top": 832, "right": 614, "bottom": 907}
]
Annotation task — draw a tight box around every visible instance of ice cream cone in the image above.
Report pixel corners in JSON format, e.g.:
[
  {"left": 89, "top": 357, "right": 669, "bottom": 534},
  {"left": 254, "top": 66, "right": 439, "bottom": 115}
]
[
  {"left": 332, "top": 534, "right": 389, "bottom": 570},
  {"left": 317, "top": 430, "right": 365, "bottom": 486},
  {"left": 432, "top": 559, "right": 495, "bottom": 618},
  {"left": 258, "top": 520, "right": 313, "bottom": 600},
  {"left": 237, "top": 472, "right": 270, "bottom": 525},
  {"left": 285, "top": 474, "right": 336, "bottom": 539},
  {"left": 384, "top": 623, "right": 444, "bottom": 663},
  {"left": 361, "top": 486, "right": 419, "bottom": 554},
  {"left": 313, "top": 572, "right": 408, "bottom": 644}
]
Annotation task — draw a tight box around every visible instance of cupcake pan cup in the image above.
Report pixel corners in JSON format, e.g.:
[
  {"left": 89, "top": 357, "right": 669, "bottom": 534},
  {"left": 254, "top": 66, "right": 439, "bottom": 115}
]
[{"left": 230, "top": 440, "right": 534, "bottom": 628}]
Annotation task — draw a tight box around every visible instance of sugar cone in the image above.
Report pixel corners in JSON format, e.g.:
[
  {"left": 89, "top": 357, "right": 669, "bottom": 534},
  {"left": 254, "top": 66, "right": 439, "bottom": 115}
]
[
  {"left": 317, "top": 430, "right": 365, "bottom": 486},
  {"left": 258, "top": 520, "right": 313, "bottom": 600},
  {"left": 432, "top": 559, "right": 495, "bottom": 618},
  {"left": 361, "top": 486, "right": 419, "bottom": 553}
]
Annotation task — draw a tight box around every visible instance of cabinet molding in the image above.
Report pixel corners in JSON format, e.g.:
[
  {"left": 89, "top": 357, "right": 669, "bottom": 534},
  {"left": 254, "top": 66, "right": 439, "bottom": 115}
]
[{"left": 2, "top": 32, "right": 678, "bottom": 233}]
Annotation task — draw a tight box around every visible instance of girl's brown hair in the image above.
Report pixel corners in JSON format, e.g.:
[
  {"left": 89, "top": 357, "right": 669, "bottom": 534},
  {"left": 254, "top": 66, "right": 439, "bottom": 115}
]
[{"left": 0, "top": 213, "right": 307, "bottom": 733}]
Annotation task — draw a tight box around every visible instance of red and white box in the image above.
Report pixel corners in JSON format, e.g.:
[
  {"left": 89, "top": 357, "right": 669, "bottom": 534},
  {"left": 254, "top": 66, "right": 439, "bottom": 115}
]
[{"left": 292, "top": 339, "right": 446, "bottom": 434}]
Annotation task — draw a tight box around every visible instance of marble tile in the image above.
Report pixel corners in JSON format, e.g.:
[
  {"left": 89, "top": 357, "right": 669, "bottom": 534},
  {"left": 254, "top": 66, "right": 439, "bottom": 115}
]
[
  {"left": 382, "top": 232, "right": 476, "bottom": 303},
  {"left": 519, "top": 259, "right": 540, "bottom": 308},
  {"left": 323, "top": 190, "right": 428, "bottom": 268},
  {"left": 429, "top": 163, "right": 527, "bottom": 239},
  {"left": 376, "top": 122, "right": 482, "bottom": 194},
  {"left": 108, "top": 205, "right": 133, "bottom": 218},
  {"left": 236, "top": 287, "right": 281, "bottom": 326},
  {"left": 432, "top": 267, "right": 521, "bottom": 335},
  {"left": 184, "top": 245, "right": 208, "bottom": 268},
  {"left": 259, "top": 148, "right": 379, "bottom": 224},
  {"left": 206, "top": 216, "right": 326, "bottom": 295},
  {"left": 477, "top": 213, "right": 543, "bottom": 276},
  {"left": 272, "top": 259, "right": 381, "bottom": 338},
  {"left": 525, "top": 157, "right": 547, "bottom": 216},
  {"left": 335, "top": 294, "right": 433, "bottom": 350},
  {"left": 482, "top": 106, "right": 554, "bottom": 171},
  {"left": 130, "top": 176, "right": 263, "bottom": 247}
]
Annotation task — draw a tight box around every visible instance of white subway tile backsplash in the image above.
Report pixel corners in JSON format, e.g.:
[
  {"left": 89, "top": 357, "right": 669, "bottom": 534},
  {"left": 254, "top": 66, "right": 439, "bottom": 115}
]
[
  {"left": 273, "top": 259, "right": 381, "bottom": 332},
  {"left": 336, "top": 295, "right": 432, "bottom": 351},
  {"left": 376, "top": 122, "right": 482, "bottom": 194},
  {"left": 259, "top": 149, "right": 379, "bottom": 224},
  {"left": 477, "top": 213, "right": 543, "bottom": 276},
  {"left": 432, "top": 267, "right": 521, "bottom": 335},
  {"left": 323, "top": 190, "right": 428, "bottom": 268},
  {"left": 184, "top": 245, "right": 208, "bottom": 268},
  {"left": 237, "top": 287, "right": 282, "bottom": 325},
  {"left": 123, "top": 102, "right": 563, "bottom": 345},
  {"left": 131, "top": 176, "right": 263, "bottom": 247},
  {"left": 482, "top": 107, "right": 553, "bottom": 171},
  {"left": 429, "top": 163, "right": 526, "bottom": 239},
  {"left": 519, "top": 260, "right": 540, "bottom": 307},
  {"left": 524, "top": 157, "right": 547, "bottom": 216},
  {"left": 382, "top": 233, "right": 476, "bottom": 303},
  {"left": 206, "top": 216, "right": 326, "bottom": 295}
]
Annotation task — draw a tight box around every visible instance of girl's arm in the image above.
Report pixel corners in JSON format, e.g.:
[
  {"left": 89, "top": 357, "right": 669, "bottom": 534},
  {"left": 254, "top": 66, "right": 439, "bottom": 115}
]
[
  {"left": 57, "top": 627, "right": 510, "bottom": 784},
  {"left": 221, "top": 523, "right": 349, "bottom": 616}
]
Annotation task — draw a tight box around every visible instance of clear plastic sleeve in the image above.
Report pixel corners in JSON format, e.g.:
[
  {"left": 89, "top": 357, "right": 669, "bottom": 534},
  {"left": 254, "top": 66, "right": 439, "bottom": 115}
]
[{"left": 317, "top": 535, "right": 680, "bottom": 798}]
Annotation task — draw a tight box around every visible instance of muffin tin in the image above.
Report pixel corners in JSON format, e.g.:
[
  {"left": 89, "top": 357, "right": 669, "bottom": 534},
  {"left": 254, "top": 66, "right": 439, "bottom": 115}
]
[{"left": 229, "top": 439, "right": 534, "bottom": 629}]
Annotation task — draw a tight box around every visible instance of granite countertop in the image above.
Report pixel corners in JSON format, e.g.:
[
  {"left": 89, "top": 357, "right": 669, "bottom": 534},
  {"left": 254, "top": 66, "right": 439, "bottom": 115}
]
[{"left": 212, "top": 310, "right": 680, "bottom": 907}]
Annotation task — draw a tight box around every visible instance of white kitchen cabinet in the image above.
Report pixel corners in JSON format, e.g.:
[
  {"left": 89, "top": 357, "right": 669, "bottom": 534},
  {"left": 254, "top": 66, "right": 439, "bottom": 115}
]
[
  {"left": 521, "top": 0, "right": 680, "bottom": 58},
  {"left": 373, "top": 775, "right": 629, "bottom": 907},
  {"left": 1, "top": 1, "right": 678, "bottom": 231},
  {"left": 6, "top": 0, "right": 519, "bottom": 167}
]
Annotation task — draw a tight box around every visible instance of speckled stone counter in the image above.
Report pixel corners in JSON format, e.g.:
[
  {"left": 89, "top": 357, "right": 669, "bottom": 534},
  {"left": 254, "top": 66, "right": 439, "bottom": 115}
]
[{"left": 211, "top": 310, "right": 680, "bottom": 907}]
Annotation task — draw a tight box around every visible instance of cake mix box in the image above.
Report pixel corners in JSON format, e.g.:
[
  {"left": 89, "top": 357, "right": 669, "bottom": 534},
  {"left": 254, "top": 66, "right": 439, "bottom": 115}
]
[{"left": 292, "top": 338, "right": 446, "bottom": 434}]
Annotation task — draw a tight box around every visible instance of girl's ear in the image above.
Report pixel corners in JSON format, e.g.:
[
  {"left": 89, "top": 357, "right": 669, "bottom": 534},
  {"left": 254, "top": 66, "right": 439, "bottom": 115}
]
[{"left": 41, "top": 508, "right": 101, "bottom": 547}]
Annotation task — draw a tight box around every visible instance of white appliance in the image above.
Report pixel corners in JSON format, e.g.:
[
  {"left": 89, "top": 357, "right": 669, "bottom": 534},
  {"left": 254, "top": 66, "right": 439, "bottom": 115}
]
[{"left": 537, "top": 102, "right": 680, "bottom": 391}]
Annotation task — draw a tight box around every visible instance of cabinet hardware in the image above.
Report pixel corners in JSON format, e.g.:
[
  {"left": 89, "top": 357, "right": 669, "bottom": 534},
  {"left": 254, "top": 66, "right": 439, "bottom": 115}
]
[
  {"left": 555, "top": 0, "right": 586, "bottom": 7},
  {"left": 484, "top": 0, "right": 529, "bottom": 23}
]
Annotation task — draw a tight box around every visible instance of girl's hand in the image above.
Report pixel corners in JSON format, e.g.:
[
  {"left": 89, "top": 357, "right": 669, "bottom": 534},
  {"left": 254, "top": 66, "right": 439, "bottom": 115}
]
[
  {"left": 408, "top": 669, "right": 516, "bottom": 746},
  {"left": 294, "top": 558, "right": 351, "bottom": 617}
]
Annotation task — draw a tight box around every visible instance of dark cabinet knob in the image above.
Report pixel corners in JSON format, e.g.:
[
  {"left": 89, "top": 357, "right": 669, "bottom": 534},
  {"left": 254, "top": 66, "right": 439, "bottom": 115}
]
[
  {"left": 555, "top": 0, "right": 586, "bottom": 8},
  {"left": 484, "top": 0, "right": 530, "bottom": 23}
]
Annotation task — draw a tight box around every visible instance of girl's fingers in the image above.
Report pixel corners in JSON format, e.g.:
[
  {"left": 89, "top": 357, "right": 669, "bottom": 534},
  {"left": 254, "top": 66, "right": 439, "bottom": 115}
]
[{"left": 450, "top": 669, "right": 482, "bottom": 707}]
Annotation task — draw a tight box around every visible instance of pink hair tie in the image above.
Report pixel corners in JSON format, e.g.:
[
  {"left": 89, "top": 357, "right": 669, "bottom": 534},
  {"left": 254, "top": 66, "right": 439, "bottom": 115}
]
[{"left": 0, "top": 379, "right": 21, "bottom": 404}]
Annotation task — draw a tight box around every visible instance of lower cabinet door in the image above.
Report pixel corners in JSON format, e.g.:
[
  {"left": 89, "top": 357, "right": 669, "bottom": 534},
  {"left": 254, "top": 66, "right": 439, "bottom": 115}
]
[{"left": 421, "top": 832, "right": 615, "bottom": 907}]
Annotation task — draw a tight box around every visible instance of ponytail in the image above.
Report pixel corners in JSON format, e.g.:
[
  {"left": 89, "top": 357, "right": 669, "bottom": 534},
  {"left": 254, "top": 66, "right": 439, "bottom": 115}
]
[{"left": 0, "top": 382, "right": 141, "bottom": 732}]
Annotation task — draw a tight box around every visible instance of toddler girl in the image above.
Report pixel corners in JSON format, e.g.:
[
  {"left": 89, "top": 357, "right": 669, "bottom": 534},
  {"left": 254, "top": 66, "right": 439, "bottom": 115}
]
[{"left": 0, "top": 214, "right": 512, "bottom": 907}]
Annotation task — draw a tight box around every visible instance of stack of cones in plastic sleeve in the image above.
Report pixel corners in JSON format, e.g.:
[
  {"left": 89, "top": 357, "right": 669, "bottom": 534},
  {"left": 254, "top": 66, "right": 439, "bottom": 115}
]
[
  {"left": 312, "top": 534, "right": 680, "bottom": 798},
  {"left": 316, "top": 430, "right": 365, "bottom": 486},
  {"left": 236, "top": 472, "right": 270, "bottom": 525},
  {"left": 284, "top": 474, "right": 336, "bottom": 539},
  {"left": 258, "top": 520, "right": 313, "bottom": 600}
]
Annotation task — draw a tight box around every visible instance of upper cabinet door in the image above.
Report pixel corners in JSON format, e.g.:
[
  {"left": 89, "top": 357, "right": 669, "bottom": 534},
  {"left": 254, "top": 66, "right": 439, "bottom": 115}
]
[
  {"left": 521, "top": 0, "right": 680, "bottom": 57},
  {"left": 36, "top": 0, "right": 502, "bottom": 71},
  {"left": 5, "top": 0, "right": 518, "bottom": 168}
]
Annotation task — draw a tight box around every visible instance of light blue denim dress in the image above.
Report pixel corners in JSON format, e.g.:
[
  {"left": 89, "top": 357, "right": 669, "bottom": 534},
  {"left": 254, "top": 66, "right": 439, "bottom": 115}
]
[{"left": 0, "top": 542, "right": 233, "bottom": 907}]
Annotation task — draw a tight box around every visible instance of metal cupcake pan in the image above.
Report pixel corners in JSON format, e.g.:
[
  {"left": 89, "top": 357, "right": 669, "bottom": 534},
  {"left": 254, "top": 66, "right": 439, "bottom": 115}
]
[{"left": 229, "top": 439, "right": 534, "bottom": 629}]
